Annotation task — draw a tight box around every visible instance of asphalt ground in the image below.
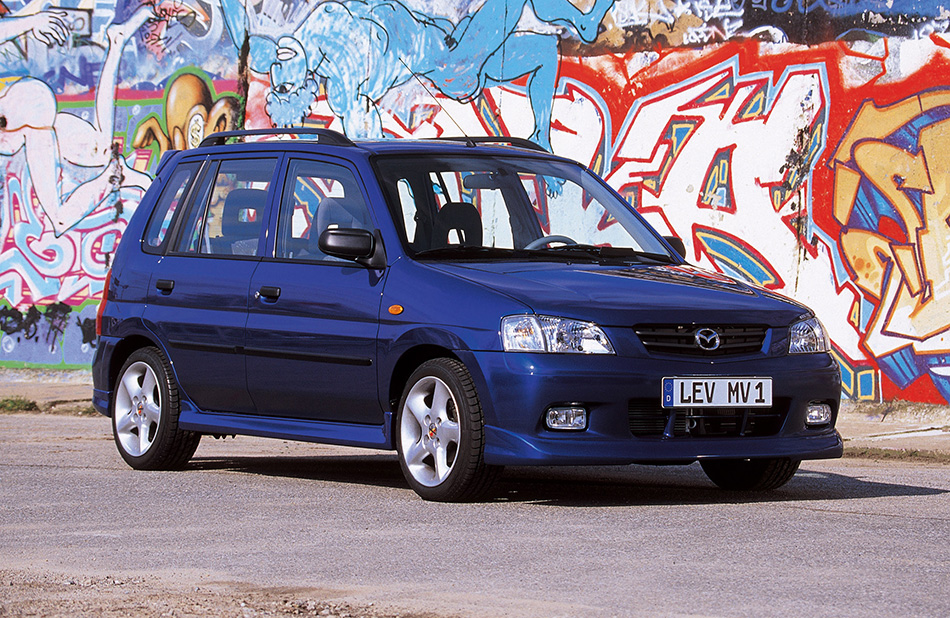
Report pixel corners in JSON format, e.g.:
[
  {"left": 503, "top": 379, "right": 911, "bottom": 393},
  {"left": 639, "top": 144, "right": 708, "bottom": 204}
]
[
  {"left": 2, "top": 411, "right": 949, "bottom": 617},
  {"left": 1, "top": 367, "right": 949, "bottom": 617}
]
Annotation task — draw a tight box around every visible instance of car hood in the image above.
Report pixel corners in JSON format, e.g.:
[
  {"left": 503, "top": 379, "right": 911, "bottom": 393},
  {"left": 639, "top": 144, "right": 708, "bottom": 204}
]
[{"left": 424, "top": 261, "right": 808, "bottom": 326}]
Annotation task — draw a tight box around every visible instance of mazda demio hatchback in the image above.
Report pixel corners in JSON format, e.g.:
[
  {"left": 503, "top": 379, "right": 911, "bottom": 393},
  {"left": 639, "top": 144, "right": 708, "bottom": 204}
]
[{"left": 93, "top": 129, "right": 842, "bottom": 501}]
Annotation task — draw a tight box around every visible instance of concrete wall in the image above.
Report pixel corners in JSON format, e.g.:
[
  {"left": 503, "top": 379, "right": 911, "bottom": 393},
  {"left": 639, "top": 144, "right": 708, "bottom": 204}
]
[{"left": 1, "top": 0, "right": 949, "bottom": 405}]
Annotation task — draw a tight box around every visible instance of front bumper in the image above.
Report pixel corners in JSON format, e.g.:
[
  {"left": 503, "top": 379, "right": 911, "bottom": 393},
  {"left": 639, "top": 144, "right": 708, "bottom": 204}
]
[{"left": 469, "top": 350, "right": 842, "bottom": 466}]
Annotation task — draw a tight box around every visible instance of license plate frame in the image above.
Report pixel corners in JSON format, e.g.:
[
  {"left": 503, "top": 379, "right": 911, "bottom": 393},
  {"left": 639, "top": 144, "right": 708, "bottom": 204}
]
[{"left": 662, "top": 377, "right": 772, "bottom": 408}]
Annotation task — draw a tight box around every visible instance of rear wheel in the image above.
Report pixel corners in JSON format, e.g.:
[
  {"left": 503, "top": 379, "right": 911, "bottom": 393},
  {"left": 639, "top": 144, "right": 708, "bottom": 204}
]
[
  {"left": 396, "top": 358, "right": 501, "bottom": 501},
  {"left": 112, "top": 347, "right": 200, "bottom": 470},
  {"left": 700, "top": 458, "right": 800, "bottom": 491}
]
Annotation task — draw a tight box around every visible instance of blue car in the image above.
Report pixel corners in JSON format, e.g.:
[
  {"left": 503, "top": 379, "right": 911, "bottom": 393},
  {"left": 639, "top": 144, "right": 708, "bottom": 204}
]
[{"left": 93, "top": 129, "right": 841, "bottom": 501}]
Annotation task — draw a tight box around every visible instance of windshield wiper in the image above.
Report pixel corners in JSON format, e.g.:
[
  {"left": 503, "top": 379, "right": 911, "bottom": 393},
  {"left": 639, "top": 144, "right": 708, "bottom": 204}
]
[{"left": 531, "top": 244, "right": 676, "bottom": 264}]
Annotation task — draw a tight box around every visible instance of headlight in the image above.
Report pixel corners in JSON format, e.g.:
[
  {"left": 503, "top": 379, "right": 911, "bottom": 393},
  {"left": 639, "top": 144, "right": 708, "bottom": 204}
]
[
  {"left": 788, "top": 316, "right": 829, "bottom": 354},
  {"left": 501, "top": 315, "right": 614, "bottom": 354}
]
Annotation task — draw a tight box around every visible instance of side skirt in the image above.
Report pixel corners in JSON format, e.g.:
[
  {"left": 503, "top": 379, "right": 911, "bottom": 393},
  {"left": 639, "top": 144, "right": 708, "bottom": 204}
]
[{"left": 179, "top": 406, "right": 393, "bottom": 450}]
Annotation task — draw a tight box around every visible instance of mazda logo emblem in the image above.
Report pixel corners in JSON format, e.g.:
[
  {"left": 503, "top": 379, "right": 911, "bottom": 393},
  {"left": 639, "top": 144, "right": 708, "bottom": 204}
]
[{"left": 695, "top": 328, "right": 721, "bottom": 351}]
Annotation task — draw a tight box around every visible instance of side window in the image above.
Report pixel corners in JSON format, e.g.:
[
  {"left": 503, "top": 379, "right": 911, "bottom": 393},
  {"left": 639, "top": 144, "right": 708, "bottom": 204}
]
[
  {"left": 473, "top": 186, "right": 513, "bottom": 249},
  {"left": 396, "top": 179, "right": 417, "bottom": 241},
  {"left": 143, "top": 162, "right": 200, "bottom": 254},
  {"left": 276, "top": 159, "right": 372, "bottom": 261},
  {"left": 175, "top": 158, "right": 277, "bottom": 256},
  {"left": 429, "top": 171, "right": 456, "bottom": 207}
]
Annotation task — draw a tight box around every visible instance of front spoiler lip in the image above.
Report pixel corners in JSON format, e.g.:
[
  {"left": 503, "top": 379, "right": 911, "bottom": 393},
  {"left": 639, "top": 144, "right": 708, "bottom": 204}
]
[{"left": 483, "top": 426, "right": 844, "bottom": 466}]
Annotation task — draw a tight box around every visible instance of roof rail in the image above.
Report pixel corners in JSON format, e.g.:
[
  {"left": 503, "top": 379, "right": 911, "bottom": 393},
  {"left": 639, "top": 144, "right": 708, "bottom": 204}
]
[
  {"left": 198, "top": 128, "right": 355, "bottom": 148},
  {"left": 433, "top": 136, "right": 548, "bottom": 152}
]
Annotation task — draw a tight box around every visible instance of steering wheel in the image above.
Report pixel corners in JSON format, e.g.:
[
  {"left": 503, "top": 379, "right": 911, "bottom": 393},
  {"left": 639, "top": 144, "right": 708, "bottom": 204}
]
[{"left": 524, "top": 235, "right": 577, "bottom": 250}]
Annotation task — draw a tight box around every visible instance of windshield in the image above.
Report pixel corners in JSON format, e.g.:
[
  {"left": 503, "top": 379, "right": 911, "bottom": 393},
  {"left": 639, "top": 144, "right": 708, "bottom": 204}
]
[{"left": 374, "top": 154, "right": 675, "bottom": 263}]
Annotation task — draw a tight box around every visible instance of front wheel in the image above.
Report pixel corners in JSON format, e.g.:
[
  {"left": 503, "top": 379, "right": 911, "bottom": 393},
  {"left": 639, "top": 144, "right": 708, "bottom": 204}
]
[
  {"left": 112, "top": 347, "right": 200, "bottom": 470},
  {"left": 396, "top": 358, "right": 501, "bottom": 501},
  {"left": 700, "top": 458, "right": 800, "bottom": 491}
]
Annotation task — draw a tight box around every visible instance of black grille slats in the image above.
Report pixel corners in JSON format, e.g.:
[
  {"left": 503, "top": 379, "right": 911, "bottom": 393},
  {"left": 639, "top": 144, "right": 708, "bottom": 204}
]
[
  {"left": 634, "top": 324, "right": 768, "bottom": 357},
  {"left": 627, "top": 399, "right": 787, "bottom": 437},
  {"left": 628, "top": 400, "right": 686, "bottom": 435}
]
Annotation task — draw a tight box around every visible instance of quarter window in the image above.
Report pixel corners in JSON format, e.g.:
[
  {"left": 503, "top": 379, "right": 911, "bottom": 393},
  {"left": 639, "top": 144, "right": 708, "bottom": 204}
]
[{"left": 143, "top": 162, "right": 199, "bottom": 254}]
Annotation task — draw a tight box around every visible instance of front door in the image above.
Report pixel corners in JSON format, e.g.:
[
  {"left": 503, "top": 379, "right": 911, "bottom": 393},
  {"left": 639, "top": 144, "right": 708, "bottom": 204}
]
[{"left": 245, "top": 157, "right": 385, "bottom": 424}]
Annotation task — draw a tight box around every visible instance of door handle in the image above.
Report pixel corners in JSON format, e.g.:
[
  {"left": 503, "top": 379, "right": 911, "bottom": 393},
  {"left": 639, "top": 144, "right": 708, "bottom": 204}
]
[
  {"left": 156, "top": 279, "right": 174, "bottom": 293},
  {"left": 257, "top": 285, "right": 281, "bottom": 301}
]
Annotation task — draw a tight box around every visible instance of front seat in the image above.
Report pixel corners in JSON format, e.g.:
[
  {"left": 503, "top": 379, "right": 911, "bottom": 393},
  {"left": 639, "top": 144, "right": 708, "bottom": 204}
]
[
  {"left": 432, "top": 201, "right": 482, "bottom": 248},
  {"left": 215, "top": 188, "right": 266, "bottom": 255}
]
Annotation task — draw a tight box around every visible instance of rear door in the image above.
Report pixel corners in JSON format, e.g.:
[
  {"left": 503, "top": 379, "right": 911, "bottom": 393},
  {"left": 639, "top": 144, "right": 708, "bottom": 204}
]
[
  {"left": 144, "top": 155, "right": 278, "bottom": 414},
  {"left": 245, "top": 156, "right": 386, "bottom": 423}
]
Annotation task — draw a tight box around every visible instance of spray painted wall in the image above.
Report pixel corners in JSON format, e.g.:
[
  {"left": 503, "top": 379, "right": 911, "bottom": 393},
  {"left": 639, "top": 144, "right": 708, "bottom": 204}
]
[{"left": 1, "top": 0, "right": 949, "bottom": 405}]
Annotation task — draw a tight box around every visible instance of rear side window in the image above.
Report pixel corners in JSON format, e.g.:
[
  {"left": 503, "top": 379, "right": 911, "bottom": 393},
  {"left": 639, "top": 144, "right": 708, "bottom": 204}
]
[
  {"left": 275, "top": 158, "right": 372, "bottom": 261},
  {"left": 143, "top": 162, "right": 200, "bottom": 254},
  {"left": 175, "top": 158, "right": 277, "bottom": 257}
]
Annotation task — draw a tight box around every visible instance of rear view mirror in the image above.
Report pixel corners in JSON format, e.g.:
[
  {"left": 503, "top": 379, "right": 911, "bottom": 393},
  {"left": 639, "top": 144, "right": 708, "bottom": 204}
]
[{"left": 462, "top": 173, "right": 500, "bottom": 190}]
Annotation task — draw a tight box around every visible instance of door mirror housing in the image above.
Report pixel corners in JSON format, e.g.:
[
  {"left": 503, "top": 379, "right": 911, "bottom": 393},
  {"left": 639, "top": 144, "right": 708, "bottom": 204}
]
[
  {"left": 319, "top": 228, "right": 386, "bottom": 269},
  {"left": 663, "top": 236, "right": 687, "bottom": 260}
]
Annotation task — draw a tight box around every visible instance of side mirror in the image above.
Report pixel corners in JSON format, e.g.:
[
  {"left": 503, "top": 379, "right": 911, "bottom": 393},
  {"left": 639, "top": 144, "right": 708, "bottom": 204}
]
[
  {"left": 318, "top": 228, "right": 386, "bottom": 269},
  {"left": 663, "top": 236, "right": 687, "bottom": 260}
]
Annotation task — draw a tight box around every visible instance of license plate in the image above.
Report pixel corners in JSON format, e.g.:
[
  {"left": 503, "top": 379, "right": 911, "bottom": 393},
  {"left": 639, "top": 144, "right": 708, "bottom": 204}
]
[{"left": 662, "top": 377, "right": 772, "bottom": 408}]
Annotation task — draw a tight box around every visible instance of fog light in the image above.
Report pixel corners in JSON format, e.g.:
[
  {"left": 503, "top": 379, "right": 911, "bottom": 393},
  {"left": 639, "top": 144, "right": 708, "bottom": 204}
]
[
  {"left": 545, "top": 406, "right": 588, "bottom": 431},
  {"left": 805, "top": 403, "right": 832, "bottom": 426}
]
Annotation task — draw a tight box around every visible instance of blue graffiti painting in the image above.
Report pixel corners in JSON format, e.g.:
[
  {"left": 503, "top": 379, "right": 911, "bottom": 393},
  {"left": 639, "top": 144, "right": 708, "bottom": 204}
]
[{"left": 222, "top": 0, "right": 615, "bottom": 151}]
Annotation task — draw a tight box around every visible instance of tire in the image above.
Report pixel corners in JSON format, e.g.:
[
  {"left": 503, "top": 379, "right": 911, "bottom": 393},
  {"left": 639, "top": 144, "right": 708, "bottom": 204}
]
[
  {"left": 395, "top": 358, "right": 501, "bottom": 502},
  {"left": 112, "top": 347, "right": 200, "bottom": 470},
  {"left": 700, "top": 458, "right": 800, "bottom": 491}
]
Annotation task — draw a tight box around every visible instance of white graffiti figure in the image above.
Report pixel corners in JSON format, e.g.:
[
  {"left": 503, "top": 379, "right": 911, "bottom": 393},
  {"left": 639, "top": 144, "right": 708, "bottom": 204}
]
[
  {"left": 222, "top": 0, "right": 615, "bottom": 151},
  {"left": 0, "top": 9, "right": 70, "bottom": 47},
  {"left": 0, "top": 7, "right": 154, "bottom": 236}
]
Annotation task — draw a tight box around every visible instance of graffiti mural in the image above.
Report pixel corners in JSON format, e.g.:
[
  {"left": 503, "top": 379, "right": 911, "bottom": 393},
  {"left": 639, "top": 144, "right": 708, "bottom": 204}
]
[
  {"left": 222, "top": 0, "right": 616, "bottom": 151},
  {"left": 1, "top": 0, "right": 950, "bottom": 405},
  {"left": 132, "top": 71, "right": 241, "bottom": 157},
  {"left": 0, "top": 0, "right": 238, "bottom": 366},
  {"left": 832, "top": 89, "right": 950, "bottom": 402}
]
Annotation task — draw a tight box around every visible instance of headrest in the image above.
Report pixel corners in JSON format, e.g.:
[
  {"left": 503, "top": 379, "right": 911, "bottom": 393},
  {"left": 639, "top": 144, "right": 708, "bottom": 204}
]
[
  {"left": 221, "top": 188, "right": 266, "bottom": 239},
  {"left": 433, "top": 201, "right": 482, "bottom": 247}
]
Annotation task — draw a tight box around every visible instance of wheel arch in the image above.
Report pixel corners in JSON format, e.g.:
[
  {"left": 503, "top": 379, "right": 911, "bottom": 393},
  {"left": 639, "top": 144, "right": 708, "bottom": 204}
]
[
  {"left": 106, "top": 334, "right": 163, "bottom": 395},
  {"left": 387, "top": 344, "right": 461, "bottom": 414},
  {"left": 390, "top": 352, "right": 502, "bottom": 501}
]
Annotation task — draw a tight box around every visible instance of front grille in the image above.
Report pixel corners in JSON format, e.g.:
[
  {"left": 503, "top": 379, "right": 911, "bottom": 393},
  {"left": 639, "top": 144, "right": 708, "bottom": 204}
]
[
  {"left": 628, "top": 398, "right": 787, "bottom": 437},
  {"left": 634, "top": 324, "right": 768, "bottom": 357}
]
